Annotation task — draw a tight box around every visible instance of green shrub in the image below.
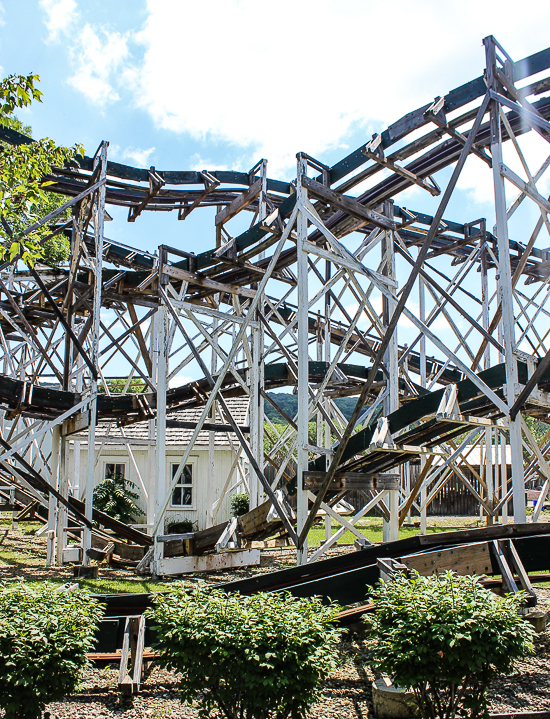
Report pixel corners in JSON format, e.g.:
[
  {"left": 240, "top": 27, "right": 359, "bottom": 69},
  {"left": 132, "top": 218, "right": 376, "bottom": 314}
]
[
  {"left": 167, "top": 519, "right": 195, "bottom": 534},
  {"left": 0, "top": 582, "right": 103, "bottom": 718},
  {"left": 230, "top": 491, "right": 249, "bottom": 517},
  {"left": 93, "top": 472, "right": 140, "bottom": 524},
  {"left": 368, "top": 571, "right": 535, "bottom": 719},
  {"left": 147, "top": 584, "right": 341, "bottom": 719}
]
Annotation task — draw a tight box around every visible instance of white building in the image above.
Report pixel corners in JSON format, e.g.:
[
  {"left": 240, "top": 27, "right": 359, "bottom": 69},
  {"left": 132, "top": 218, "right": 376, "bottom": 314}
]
[{"left": 67, "top": 397, "right": 250, "bottom": 533}]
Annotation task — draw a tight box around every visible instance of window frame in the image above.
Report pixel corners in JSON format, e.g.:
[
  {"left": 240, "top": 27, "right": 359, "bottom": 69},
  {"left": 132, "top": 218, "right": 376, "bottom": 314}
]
[
  {"left": 169, "top": 458, "right": 196, "bottom": 510},
  {"left": 103, "top": 461, "right": 128, "bottom": 481}
]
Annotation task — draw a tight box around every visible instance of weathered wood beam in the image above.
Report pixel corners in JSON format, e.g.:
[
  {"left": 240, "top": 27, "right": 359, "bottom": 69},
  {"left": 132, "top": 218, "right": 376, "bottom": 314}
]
[
  {"left": 301, "top": 176, "right": 395, "bottom": 230},
  {"left": 215, "top": 179, "right": 262, "bottom": 226}
]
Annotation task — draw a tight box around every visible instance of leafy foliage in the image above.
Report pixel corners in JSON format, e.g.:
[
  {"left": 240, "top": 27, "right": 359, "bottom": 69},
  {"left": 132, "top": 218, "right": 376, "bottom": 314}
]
[
  {"left": 230, "top": 491, "right": 249, "bottom": 517},
  {"left": 167, "top": 519, "right": 195, "bottom": 534},
  {"left": 368, "top": 571, "right": 535, "bottom": 719},
  {"left": 148, "top": 584, "right": 341, "bottom": 719},
  {"left": 0, "top": 73, "right": 83, "bottom": 265},
  {"left": 0, "top": 581, "right": 103, "bottom": 718},
  {"left": 98, "top": 378, "right": 148, "bottom": 394},
  {"left": 93, "top": 473, "right": 141, "bottom": 524}
]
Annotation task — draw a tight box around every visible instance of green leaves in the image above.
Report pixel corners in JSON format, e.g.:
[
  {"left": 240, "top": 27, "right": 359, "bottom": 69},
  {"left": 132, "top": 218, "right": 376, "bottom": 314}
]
[
  {"left": 230, "top": 491, "right": 249, "bottom": 517},
  {"left": 0, "top": 75, "right": 84, "bottom": 266},
  {"left": 0, "top": 581, "right": 103, "bottom": 718},
  {"left": 147, "top": 584, "right": 341, "bottom": 719},
  {"left": 93, "top": 473, "right": 141, "bottom": 524},
  {"left": 368, "top": 571, "right": 535, "bottom": 719}
]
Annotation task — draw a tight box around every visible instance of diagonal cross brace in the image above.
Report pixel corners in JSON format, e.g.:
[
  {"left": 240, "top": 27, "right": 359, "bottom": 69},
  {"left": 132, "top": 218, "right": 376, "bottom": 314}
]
[
  {"left": 297, "top": 91, "right": 492, "bottom": 548},
  {"left": 158, "top": 285, "right": 298, "bottom": 545}
]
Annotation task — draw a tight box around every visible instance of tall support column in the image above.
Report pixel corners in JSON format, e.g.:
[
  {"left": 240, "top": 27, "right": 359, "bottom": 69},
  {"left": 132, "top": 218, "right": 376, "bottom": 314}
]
[
  {"left": 484, "top": 36, "right": 526, "bottom": 524},
  {"left": 153, "top": 302, "right": 168, "bottom": 564},
  {"left": 296, "top": 154, "right": 310, "bottom": 565},
  {"left": 55, "top": 435, "right": 68, "bottom": 564},
  {"left": 207, "top": 316, "right": 218, "bottom": 526},
  {"left": 485, "top": 427, "right": 494, "bottom": 526},
  {"left": 249, "top": 320, "right": 262, "bottom": 510},
  {"left": 82, "top": 141, "right": 108, "bottom": 565},
  {"left": 47, "top": 424, "right": 60, "bottom": 566},
  {"left": 382, "top": 201, "right": 399, "bottom": 542},
  {"left": 249, "top": 160, "right": 267, "bottom": 510},
  {"left": 147, "top": 308, "right": 158, "bottom": 531},
  {"left": 419, "top": 273, "right": 428, "bottom": 534}
]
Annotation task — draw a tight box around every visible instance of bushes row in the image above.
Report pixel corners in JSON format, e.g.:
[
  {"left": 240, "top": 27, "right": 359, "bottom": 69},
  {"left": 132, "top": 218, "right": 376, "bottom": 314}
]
[{"left": 0, "top": 572, "right": 536, "bottom": 719}]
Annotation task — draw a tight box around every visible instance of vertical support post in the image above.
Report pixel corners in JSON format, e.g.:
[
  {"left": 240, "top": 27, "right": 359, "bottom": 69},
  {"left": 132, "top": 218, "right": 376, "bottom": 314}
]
[
  {"left": 55, "top": 434, "right": 68, "bottom": 564},
  {"left": 147, "top": 307, "right": 158, "bottom": 531},
  {"left": 419, "top": 272, "right": 428, "bottom": 534},
  {"left": 207, "top": 316, "right": 218, "bottom": 526},
  {"left": 485, "top": 427, "right": 494, "bottom": 526},
  {"left": 501, "top": 431, "right": 509, "bottom": 524},
  {"left": 153, "top": 301, "right": 168, "bottom": 565},
  {"left": 382, "top": 200, "right": 399, "bottom": 542},
  {"left": 484, "top": 36, "right": 526, "bottom": 524},
  {"left": 82, "top": 141, "right": 108, "bottom": 566},
  {"left": 296, "top": 153, "right": 310, "bottom": 565},
  {"left": 249, "top": 161, "right": 267, "bottom": 510},
  {"left": 47, "top": 424, "right": 60, "bottom": 566}
]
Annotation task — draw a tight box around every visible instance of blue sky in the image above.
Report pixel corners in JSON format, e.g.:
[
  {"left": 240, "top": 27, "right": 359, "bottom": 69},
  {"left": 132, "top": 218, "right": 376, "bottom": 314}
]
[{"left": 2, "top": 0, "right": 550, "bottom": 383}]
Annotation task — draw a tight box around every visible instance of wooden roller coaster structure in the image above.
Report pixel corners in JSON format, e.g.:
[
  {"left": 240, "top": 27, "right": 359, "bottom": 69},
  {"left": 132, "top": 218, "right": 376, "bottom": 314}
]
[{"left": 1, "top": 35, "right": 550, "bottom": 574}]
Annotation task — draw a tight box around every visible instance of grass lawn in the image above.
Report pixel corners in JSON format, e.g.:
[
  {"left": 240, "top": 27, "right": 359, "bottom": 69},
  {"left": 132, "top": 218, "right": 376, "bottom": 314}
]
[
  {"left": 2, "top": 515, "right": 550, "bottom": 593},
  {"left": 307, "top": 517, "right": 477, "bottom": 546}
]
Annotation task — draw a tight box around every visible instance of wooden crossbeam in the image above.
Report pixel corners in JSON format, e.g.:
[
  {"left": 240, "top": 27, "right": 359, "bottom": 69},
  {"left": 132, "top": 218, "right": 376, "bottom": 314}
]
[
  {"left": 215, "top": 179, "right": 262, "bottom": 225},
  {"left": 301, "top": 176, "right": 395, "bottom": 230}
]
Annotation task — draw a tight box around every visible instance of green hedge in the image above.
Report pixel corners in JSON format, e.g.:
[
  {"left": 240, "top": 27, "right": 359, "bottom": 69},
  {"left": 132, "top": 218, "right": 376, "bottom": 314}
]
[
  {"left": 0, "top": 582, "right": 103, "bottom": 719},
  {"left": 148, "top": 583, "right": 341, "bottom": 719}
]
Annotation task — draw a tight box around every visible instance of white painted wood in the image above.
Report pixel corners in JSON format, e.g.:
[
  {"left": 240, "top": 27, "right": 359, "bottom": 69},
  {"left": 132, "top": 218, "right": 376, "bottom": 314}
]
[{"left": 152, "top": 549, "right": 261, "bottom": 576}]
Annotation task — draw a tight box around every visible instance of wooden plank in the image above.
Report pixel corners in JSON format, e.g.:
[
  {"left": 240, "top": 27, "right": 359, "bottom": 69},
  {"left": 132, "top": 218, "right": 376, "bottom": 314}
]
[
  {"left": 132, "top": 615, "right": 146, "bottom": 693},
  {"left": 193, "top": 521, "right": 228, "bottom": 552},
  {"left": 162, "top": 264, "right": 256, "bottom": 298},
  {"left": 301, "top": 176, "right": 395, "bottom": 230},
  {"left": 154, "top": 549, "right": 261, "bottom": 576},
  {"left": 215, "top": 179, "right": 262, "bottom": 225},
  {"left": 238, "top": 500, "right": 272, "bottom": 536},
  {"left": 400, "top": 541, "right": 492, "bottom": 576},
  {"left": 118, "top": 618, "right": 132, "bottom": 695}
]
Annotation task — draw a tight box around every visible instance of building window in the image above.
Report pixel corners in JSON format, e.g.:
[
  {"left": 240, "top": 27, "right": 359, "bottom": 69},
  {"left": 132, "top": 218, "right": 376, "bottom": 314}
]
[
  {"left": 104, "top": 462, "right": 126, "bottom": 479},
  {"left": 171, "top": 463, "right": 193, "bottom": 507}
]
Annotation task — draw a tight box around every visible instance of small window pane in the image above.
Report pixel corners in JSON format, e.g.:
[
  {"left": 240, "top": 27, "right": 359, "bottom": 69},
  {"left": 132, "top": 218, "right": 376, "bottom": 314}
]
[
  {"left": 181, "top": 487, "right": 192, "bottom": 505},
  {"left": 105, "top": 463, "right": 125, "bottom": 479},
  {"left": 172, "top": 487, "right": 182, "bottom": 506},
  {"left": 171, "top": 463, "right": 193, "bottom": 506}
]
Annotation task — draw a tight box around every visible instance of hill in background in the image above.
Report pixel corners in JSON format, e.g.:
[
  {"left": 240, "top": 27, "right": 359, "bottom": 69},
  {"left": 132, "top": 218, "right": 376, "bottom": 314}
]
[{"left": 264, "top": 392, "right": 357, "bottom": 424}]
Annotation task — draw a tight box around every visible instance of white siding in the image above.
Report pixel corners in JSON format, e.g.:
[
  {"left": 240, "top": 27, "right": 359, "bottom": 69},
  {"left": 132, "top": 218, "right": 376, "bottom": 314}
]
[{"left": 67, "top": 442, "right": 239, "bottom": 533}]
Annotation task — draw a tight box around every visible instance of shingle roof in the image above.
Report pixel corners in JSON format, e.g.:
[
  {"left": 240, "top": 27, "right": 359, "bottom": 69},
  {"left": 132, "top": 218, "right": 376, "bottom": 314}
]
[{"left": 94, "top": 397, "right": 250, "bottom": 446}]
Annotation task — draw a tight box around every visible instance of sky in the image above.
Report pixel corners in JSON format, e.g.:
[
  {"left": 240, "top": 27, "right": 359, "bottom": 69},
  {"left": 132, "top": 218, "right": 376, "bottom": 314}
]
[{"left": 2, "top": 0, "right": 550, "bottom": 383}]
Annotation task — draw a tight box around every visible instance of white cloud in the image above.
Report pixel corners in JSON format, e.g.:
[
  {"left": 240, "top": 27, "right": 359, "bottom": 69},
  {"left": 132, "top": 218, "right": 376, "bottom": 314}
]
[
  {"left": 109, "top": 144, "right": 156, "bottom": 167},
  {"left": 67, "top": 23, "right": 130, "bottom": 107},
  {"left": 169, "top": 375, "right": 194, "bottom": 389},
  {"left": 40, "top": 0, "right": 78, "bottom": 42},
  {"left": 457, "top": 130, "right": 550, "bottom": 220},
  {"left": 116, "top": 0, "right": 550, "bottom": 176},
  {"left": 124, "top": 146, "right": 155, "bottom": 166}
]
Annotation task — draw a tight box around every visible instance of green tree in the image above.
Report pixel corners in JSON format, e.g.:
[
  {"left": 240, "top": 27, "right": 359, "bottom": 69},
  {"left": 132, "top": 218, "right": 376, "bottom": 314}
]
[{"left": 0, "top": 73, "right": 83, "bottom": 265}]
